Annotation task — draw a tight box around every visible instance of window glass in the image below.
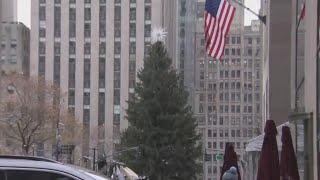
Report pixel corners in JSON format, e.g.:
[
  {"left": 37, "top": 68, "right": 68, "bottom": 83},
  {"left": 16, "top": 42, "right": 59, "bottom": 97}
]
[{"left": 6, "top": 170, "right": 76, "bottom": 180}]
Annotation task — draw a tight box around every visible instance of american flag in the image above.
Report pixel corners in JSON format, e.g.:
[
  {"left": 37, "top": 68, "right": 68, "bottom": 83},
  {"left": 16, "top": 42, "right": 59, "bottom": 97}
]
[{"left": 205, "top": 0, "right": 236, "bottom": 60}]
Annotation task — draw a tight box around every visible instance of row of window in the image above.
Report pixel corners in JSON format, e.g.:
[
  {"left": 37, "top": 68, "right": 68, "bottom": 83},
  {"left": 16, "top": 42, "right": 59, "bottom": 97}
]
[
  {"left": 199, "top": 103, "right": 260, "bottom": 114},
  {"left": 208, "top": 129, "right": 253, "bottom": 138}
]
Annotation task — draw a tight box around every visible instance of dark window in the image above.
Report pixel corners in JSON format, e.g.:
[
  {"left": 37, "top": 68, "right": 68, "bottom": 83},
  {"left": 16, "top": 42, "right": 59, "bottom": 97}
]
[
  {"left": 39, "top": 28, "right": 46, "bottom": 37},
  {"left": 231, "top": 37, "right": 235, "bottom": 44},
  {"left": 130, "top": 8, "right": 136, "bottom": 20},
  {"left": 39, "top": 6, "right": 46, "bottom": 21},
  {"left": 130, "top": 42, "right": 136, "bottom": 54},
  {"left": 69, "top": 41, "right": 76, "bottom": 54},
  {"left": 248, "top": 37, "right": 252, "bottom": 44},
  {"left": 54, "top": 43, "right": 60, "bottom": 55},
  {"left": 100, "top": 42, "right": 106, "bottom": 55},
  {"left": 69, "top": 59, "right": 75, "bottom": 88},
  {"left": 114, "top": 59, "right": 120, "bottom": 71},
  {"left": 145, "top": 6, "right": 151, "bottom": 20},
  {"left": 39, "top": 0, "right": 46, "bottom": 4},
  {"left": 54, "top": 7, "right": 61, "bottom": 37},
  {"left": 100, "top": 22, "right": 106, "bottom": 37},
  {"left": 114, "top": 89, "right": 120, "bottom": 105},
  {"left": 85, "top": 8, "right": 91, "bottom": 21},
  {"left": 85, "top": 0, "right": 91, "bottom": 3},
  {"left": 115, "top": 6, "right": 121, "bottom": 21},
  {"left": 99, "top": 58, "right": 105, "bottom": 88},
  {"left": 84, "top": 23, "right": 91, "bottom": 37},
  {"left": 145, "top": 24, "right": 151, "bottom": 37},
  {"left": 84, "top": 43, "right": 91, "bottom": 54},
  {"left": 98, "top": 92, "right": 105, "bottom": 125},
  {"left": 39, "top": 56, "right": 45, "bottom": 76},
  {"left": 68, "top": 90, "right": 75, "bottom": 105},
  {"left": 84, "top": 92, "right": 90, "bottom": 105},
  {"left": 130, "top": 23, "right": 136, "bottom": 37},
  {"left": 237, "top": 36, "right": 241, "bottom": 44},
  {"left": 54, "top": 57, "right": 60, "bottom": 84},
  {"left": 84, "top": 59, "right": 90, "bottom": 88},
  {"left": 100, "top": 0, "right": 106, "bottom": 3},
  {"left": 83, "top": 109, "right": 90, "bottom": 124},
  {"left": 100, "top": 6, "right": 106, "bottom": 20},
  {"left": 39, "top": 42, "right": 45, "bottom": 55},
  {"left": 114, "top": 42, "right": 121, "bottom": 54}
]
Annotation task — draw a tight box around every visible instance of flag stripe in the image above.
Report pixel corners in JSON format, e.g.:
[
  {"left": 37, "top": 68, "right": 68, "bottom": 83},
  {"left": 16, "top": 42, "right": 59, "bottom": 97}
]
[{"left": 205, "top": 0, "right": 236, "bottom": 60}]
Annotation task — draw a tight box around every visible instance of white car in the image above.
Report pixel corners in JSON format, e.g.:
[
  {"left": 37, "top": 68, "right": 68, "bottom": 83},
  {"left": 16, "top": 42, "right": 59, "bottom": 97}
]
[{"left": 0, "top": 155, "right": 111, "bottom": 180}]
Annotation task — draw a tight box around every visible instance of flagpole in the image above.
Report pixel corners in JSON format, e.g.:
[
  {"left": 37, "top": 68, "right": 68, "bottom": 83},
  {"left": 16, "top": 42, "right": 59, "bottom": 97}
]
[{"left": 231, "top": 0, "right": 267, "bottom": 25}]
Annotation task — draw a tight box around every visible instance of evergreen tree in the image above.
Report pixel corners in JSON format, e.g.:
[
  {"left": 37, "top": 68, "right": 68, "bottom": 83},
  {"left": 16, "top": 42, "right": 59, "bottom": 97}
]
[{"left": 119, "top": 41, "right": 202, "bottom": 180}]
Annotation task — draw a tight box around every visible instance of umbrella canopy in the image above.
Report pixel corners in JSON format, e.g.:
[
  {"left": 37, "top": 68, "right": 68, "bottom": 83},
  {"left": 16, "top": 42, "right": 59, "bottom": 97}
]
[
  {"left": 280, "top": 126, "right": 300, "bottom": 180},
  {"left": 257, "top": 120, "right": 280, "bottom": 180},
  {"left": 220, "top": 143, "right": 241, "bottom": 180}
]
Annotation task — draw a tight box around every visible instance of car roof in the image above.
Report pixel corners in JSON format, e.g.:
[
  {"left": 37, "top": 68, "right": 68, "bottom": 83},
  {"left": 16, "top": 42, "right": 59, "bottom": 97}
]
[{"left": 0, "top": 157, "right": 97, "bottom": 179}]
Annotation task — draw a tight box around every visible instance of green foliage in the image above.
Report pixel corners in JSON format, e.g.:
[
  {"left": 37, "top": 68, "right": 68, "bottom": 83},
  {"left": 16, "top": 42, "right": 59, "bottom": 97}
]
[{"left": 119, "top": 42, "right": 202, "bottom": 180}]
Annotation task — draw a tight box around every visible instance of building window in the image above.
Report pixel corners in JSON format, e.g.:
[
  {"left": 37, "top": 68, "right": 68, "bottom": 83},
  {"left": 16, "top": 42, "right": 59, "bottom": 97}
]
[
  {"left": 70, "top": 0, "right": 75, "bottom": 4},
  {"left": 98, "top": 92, "right": 105, "bottom": 125},
  {"left": 208, "top": 130, "right": 212, "bottom": 137},
  {"left": 68, "top": 90, "right": 75, "bottom": 105},
  {"left": 130, "top": 8, "right": 136, "bottom": 20},
  {"left": 232, "top": 37, "right": 236, "bottom": 44},
  {"left": 39, "top": 42, "right": 45, "bottom": 55},
  {"left": 69, "top": 41, "right": 76, "bottom": 54},
  {"left": 145, "top": 24, "right": 151, "bottom": 37},
  {"left": 83, "top": 109, "right": 90, "bottom": 125},
  {"left": 85, "top": 8, "right": 91, "bottom": 21},
  {"left": 248, "top": 37, "right": 252, "bottom": 44},
  {"left": 54, "top": 57, "right": 60, "bottom": 85},
  {"left": 84, "top": 92, "right": 90, "bottom": 105},
  {"left": 84, "top": 23, "right": 91, "bottom": 37},
  {"left": 54, "top": 7, "right": 61, "bottom": 37},
  {"left": 114, "top": 42, "right": 121, "bottom": 54},
  {"left": 115, "top": 6, "right": 121, "bottom": 21},
  {"left": 39, "top": 6, "right": 46, "bottom": 21},
  {"left": 145, "top": 6, "right": 151, "bottom": 20},
  {"left": 100, "top": 42, "right": 106, "bottom": 55},
  {"left": 99, "top": 58, "right": 105, "bottom": 88},
  {"left": 39, "top": 56, "right": 45, "bottom": 76},
  {"left": 114, "top": 89, "right": 120, "bottom": 105},
  {"left": 84, "top": 59, "right": 90, "bottom": 88},
  {"left": 237, "top": 36, "right": 241, "bottom": 44},
  {"left": 39, "top": 28, "right": 46, "bottom": 37},
  {"left": 130, "top": 23, "right": 136, "bottom": 37},
  {"left": 84, "top": 43, "right": 91, "bottom": 54},
  {"left": 85, "top": 0, "right": 91, "bottom": 3},
  {"left": 69, "top": 58, "right": 75, "bottom": 88},
  {"left": 130, "top": 42, "right": 136, "bottom": 54},
  {"left": 54, "top": 43, "right": 60, "bottom": 55}
]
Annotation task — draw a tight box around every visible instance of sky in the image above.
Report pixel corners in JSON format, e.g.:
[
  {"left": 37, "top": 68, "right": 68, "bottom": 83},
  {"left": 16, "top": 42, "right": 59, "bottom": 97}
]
[{"left": 17, "top": 0, "right": 260, "bottom": 28}]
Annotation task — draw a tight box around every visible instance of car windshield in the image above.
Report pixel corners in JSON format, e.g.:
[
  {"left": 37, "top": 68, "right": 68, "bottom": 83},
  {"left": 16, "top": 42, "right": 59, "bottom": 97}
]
[{"left": 83, "top": 172, "right": 111, "bottom": 180}]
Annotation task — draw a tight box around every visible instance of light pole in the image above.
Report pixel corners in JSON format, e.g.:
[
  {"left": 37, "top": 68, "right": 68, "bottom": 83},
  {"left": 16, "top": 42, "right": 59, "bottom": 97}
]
[
  {"left": 55, "top": 98, "right": 65, "bottom": 161},
  {"left": 32, "top": 144, "right": 35, "bottom": 156}
]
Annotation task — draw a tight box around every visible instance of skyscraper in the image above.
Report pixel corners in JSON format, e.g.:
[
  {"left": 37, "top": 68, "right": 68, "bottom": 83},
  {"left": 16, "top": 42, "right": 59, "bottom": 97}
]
[
  {"left": 30, "top": 0, "right": 182, "bottom": 160},
  {"left": 194, "top": 1, "right": 262, "bottom": 179}
]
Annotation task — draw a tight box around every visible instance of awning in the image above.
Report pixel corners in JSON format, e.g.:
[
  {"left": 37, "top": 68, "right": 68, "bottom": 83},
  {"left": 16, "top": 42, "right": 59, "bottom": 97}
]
[{"left": 246, "top": 122, "right": 304, "bottom": 152}]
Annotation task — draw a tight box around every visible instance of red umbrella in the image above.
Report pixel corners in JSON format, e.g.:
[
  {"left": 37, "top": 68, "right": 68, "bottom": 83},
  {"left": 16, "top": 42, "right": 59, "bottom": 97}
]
[
  {"left": 220, "top": 143, "right": 241, "bottom": 180},
  {"left": 257, "top": 120, "right": 280, "bottom": 180},
  {"left": 280, "top": 126, "right": 300, "bottom": 180}
]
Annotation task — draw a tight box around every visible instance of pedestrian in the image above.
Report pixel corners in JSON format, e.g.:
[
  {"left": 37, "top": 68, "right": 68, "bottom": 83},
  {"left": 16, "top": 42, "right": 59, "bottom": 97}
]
[{"left": 222, "top": 166, "right": 238, "bottom": 180}]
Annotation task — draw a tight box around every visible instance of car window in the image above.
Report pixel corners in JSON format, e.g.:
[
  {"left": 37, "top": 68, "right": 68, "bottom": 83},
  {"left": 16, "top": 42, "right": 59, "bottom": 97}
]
[
  {"left": 6, "top": 170, "right": 77, "bottom": 180},
  {"left": 0, "top": 170, "right": 5, "bottom": 180}
]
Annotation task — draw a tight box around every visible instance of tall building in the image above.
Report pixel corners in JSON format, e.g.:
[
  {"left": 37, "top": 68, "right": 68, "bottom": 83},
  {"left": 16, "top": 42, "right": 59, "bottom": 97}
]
[
  {"left": 0, "top": 22, "right": 30, "bottom": 75},
  {"left": 194, "top": 1, "right": 262, "bottom": 179},
  {"left": 1, "top": 0, "right": 17, "bottom": 22},
  {"left": 30, "top": 0, "right": 182, "bottom": 160},
  {"left": 289, "top": 0, "right": 319, "bottom": 179}
]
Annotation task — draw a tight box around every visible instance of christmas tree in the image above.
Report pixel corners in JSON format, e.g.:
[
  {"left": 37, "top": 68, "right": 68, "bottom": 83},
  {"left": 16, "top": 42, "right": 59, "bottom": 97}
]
[{"left": 119, "top": 38, "right": 202, "bottom": 179}]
